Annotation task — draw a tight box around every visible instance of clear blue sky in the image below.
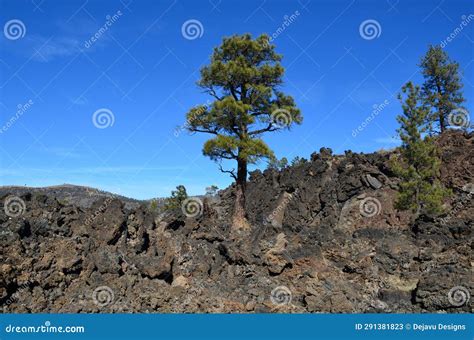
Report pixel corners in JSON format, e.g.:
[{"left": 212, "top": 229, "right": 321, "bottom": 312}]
[{"left": 0, "top": 0, "right": 473, "bottom": 199}]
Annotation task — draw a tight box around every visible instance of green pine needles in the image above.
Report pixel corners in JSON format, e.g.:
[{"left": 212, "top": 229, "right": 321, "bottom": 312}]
[{"left": 391, "top": 82, "right": 451, "bottom": 216}]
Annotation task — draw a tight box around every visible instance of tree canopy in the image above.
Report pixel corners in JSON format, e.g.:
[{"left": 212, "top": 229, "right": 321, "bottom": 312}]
[
  {"left": 186, "top": 33, "right": 302, "bottom": 176},
  {"left": 419, "top": 45, "right": 465, "bottom": 132}
]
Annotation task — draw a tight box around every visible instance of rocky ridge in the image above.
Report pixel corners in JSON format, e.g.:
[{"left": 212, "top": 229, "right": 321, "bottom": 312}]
[{"left": 0, "top": 130, "right": 472, "bottom": 313}]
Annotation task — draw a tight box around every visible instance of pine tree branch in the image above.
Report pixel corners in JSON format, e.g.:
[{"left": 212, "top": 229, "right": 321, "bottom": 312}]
[
  {"left": 188, "top": 127, "right": 219, "bottom": 135},
  {"left": 218, "top": 163, "right": 237, "bottom": 180},
  {"left": 249, "top": 123, "right": 280, "bottom": 135}
]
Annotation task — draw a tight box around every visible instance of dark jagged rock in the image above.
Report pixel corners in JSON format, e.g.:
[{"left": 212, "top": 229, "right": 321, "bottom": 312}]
[{"left": 0, "top": 131, "right": 472, "bottom": 313}]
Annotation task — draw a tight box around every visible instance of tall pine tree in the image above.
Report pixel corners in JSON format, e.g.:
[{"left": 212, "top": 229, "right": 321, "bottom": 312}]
[
  {"left": 185, "top": 34, "right": 302, "bottom": 230},
  {"left": 391, "top": 82, "right": 450, "bottom": 216},
  {"left": 419, "top": 45, "right": 465, "bottom": 133}
]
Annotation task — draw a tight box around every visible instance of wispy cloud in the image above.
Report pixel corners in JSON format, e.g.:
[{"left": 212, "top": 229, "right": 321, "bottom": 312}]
[
  {"left": 29, "top": 36, "right": 81, "bottom": 62},
  {"left": 0, "top": 166, "right": 188, "bottom": 176},
  {"left": 76, "top": 166, "right": 188, "bottom": 174},
  {"left": 43, "top": 147, "right": 83, "bottom": 159},
  {"left": 374, "top": 136, "right": 401, "bottom": 145}
]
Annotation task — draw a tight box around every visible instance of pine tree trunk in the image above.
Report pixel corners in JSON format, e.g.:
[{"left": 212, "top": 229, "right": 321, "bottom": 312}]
[
  {"left": 232, "top": 157, "right": 250, "bottom": 231},
  {"left": 439, "top": 112, "right": 446, "bottom": 133},
  {"left": 436, "top": 82, "right": 446, "bottom": 133}
]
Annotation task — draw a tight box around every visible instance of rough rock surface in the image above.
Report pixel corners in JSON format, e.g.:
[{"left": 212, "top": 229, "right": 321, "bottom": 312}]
[{"left": 0, "top": 131, "right": 472, "bottom": 313}]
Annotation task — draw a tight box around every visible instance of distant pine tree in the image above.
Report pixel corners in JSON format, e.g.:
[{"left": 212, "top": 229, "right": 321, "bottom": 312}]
[
  {"left": 163, "top": 185, "right": 188, "bottom": 211},
  {"left": 267, "top": 156, "right": 288, "bottom": 170},
  {"left": 419, "top": 45, "right": 465, "bottom": 133},
  {"left": 290, "top": 156, "right": 306, "bottom": 167},
  {"left": 205, "top": 185, "right": 219, "bottom": 196},
  {"left": 391, "top": 82, "right": 450, "bottom": 216}
]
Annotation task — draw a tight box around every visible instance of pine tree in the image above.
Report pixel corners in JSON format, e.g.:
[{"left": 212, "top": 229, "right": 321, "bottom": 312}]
[
  {"left": 205, "top": 185, "right": 219, "bottom": 196},
  {"left": 419, "top": 45, "right": 465, "bottom": 133},
  {"left": 163, "top": 185, "right": 188, "bottom": 211},
  {"left": 391, "top": 82, "right": 450, "bottom": 216},
  {"left": 185, "top": 34, "right": 302, "bottom": 230},
  {"left": 290, "top": 156, "right": 306, "bottom": 167},
  {"left": 267, "top": 156, "right": 288, "bottom": 170}
]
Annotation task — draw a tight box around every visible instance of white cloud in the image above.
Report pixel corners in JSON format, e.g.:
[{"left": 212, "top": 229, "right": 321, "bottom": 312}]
[
  {"left": 30, "top": 37, "right": 81, "bottom": 62},
  {"left": 374, "top": 136, "right": 401, "bottom": 145},
  {"left": 0, "top": 166, "right": 188, "bottom": 176}
]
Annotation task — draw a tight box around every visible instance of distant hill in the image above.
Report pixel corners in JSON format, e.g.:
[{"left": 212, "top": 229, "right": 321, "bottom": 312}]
[{"left": 0, "top": 184, "right": 144, "bottom": 210}]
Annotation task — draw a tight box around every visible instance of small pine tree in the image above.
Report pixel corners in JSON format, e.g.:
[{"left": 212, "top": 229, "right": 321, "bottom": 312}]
[
  {"left": 267, "top": 156, "right": 288, "bottom": 170},
  {"left": 291, "top": 156, "right": 306, "bottom": 167},
  {"left": 391, "top": 82, "right": 450, "bottom": 216},
  {"left": 163, "top": 185, "right": 188, "bottom": 211},
  {"left": 419, "top": 45, "right": 465, "bottom": 133},
  {"left": 149, "top": 199, "right": 159, "bottom": 211},
  {"left": 205, "top": 185, "right": 219, "bottom": 196}
]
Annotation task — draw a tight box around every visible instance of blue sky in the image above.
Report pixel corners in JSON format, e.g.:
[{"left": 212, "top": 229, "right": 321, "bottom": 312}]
[{"left": 0, "top": 0, "right": 473, "bottom": 199}]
